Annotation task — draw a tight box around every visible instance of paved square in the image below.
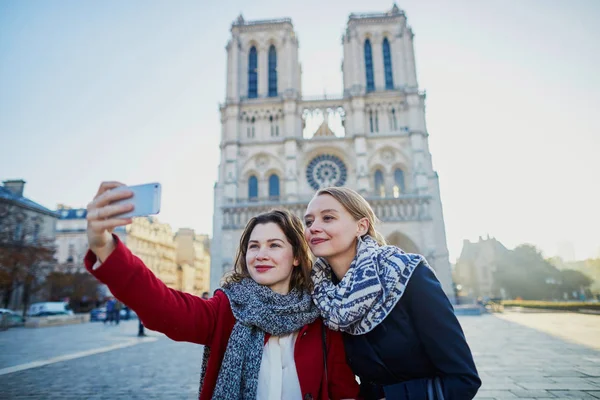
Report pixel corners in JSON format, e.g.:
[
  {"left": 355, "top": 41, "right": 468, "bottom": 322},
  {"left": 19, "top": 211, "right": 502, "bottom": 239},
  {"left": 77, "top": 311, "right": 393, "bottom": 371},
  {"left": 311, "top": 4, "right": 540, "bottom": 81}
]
[{"left": 0, "top": 312, "right": 599, "bottom": 399}]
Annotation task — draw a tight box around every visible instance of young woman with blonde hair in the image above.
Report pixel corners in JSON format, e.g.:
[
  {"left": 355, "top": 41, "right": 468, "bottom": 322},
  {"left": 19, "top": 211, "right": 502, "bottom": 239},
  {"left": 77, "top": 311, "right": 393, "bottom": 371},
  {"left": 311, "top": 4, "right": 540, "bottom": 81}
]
[{"left": 304, "top": 186, "right": 481, "bottom": 400}]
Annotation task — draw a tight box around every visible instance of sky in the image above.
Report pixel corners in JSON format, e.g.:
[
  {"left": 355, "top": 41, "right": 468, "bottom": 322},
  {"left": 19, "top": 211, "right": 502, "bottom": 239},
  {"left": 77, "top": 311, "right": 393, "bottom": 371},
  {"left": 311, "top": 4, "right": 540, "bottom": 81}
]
[{"left": 1, "top": 0, "right": 599, "bottom": 262}]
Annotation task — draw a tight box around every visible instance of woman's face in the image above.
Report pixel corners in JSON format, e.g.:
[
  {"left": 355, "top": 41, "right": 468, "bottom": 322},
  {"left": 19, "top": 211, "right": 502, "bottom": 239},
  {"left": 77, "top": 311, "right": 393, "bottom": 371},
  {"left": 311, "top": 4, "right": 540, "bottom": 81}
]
[
  {"left": 246, "top": 222, "right": 298, "bottom": 295},
  {"left": 304, "top": 194, "right": 361, "bottom": 261}
]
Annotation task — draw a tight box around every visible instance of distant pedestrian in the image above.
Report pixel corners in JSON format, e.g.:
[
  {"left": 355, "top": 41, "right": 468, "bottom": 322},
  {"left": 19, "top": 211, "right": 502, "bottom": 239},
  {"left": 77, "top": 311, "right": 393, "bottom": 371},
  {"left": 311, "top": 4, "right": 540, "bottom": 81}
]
[
  {"left": 138, "top": 320, "right": 146, "bottom": 337},
  {"left": 104, "top": 298, "right": 116, "bottom": 324},
  {"left": 114, "top": 301, "right": 122, "bottom": 325},
  {"left": 201, "top": 291, "right": 209, "bottom": 300}
]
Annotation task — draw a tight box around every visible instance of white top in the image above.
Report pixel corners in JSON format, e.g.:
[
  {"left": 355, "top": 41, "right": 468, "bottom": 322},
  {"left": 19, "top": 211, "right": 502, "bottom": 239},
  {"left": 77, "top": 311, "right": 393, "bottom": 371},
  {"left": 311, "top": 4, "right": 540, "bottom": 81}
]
[{"left": 257, "top": 332, "right": 302, "bottom": 400}]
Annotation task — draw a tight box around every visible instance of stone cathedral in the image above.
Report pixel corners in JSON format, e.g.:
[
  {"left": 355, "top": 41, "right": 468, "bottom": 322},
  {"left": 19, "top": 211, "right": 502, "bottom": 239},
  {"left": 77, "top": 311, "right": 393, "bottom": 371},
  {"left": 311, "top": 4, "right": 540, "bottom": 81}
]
[{"left": 210, "top": 5, "right": 455, "bottom": 299}]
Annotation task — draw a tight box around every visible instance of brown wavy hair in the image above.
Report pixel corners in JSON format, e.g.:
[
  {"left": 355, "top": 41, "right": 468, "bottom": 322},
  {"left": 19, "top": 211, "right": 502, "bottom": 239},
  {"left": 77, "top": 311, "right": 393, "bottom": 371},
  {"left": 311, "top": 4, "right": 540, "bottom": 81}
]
[
  {"left": 222, "top": 209, "right": 313, "bottom": 293},
  {"left": 315, "top": 186, "right": 387, "bottom": 246}
]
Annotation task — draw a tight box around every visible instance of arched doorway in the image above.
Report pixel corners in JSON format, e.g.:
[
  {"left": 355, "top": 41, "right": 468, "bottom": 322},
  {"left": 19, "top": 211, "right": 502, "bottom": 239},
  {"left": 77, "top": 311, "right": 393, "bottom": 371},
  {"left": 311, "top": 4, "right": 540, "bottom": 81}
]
[{"left": 386, "top": 232, "right": 420, "bottom": 254}]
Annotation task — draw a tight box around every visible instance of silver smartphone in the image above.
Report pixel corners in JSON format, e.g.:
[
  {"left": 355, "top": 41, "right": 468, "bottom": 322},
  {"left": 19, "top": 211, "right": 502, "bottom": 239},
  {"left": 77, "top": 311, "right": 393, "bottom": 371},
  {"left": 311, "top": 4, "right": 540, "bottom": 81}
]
[{"left": 110, "top": 183, "right": 161, "bottom": 218}]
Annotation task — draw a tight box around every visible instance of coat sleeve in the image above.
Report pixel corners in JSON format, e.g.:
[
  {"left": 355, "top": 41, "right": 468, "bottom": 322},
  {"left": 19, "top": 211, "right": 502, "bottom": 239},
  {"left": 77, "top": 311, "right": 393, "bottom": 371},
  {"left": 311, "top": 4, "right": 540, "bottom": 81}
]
[
  {"left": 325, "top": 327, "right": 360, "bottom": 400},
  {"left": 84, "top": 235, "right": 220, "bottom": 345},
  {"left": 388, "top": 262, "right": 481, "bottom": 400}
]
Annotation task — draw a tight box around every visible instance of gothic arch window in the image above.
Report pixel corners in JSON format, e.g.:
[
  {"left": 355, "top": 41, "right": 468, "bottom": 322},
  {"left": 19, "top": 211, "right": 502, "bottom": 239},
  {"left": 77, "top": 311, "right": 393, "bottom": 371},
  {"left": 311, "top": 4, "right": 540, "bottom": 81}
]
[
  {"left": 374, "top": 169, "right": 385, "bottom": 197},
  {"left": 268, "top": 45, "right": 277, "bottom": 97},
  {"left": 247, "top": 117, "right": 256, "bottom": 138},
  {"left": 375, "top": 110, "right": 379, "bottom": 132},
  {"left": 383, "top": 38, "right": 394, "bottom": 90},
  {"left": 268, "top": 174, "right": 280, "bottom": 199},
  {"left": 369, "top": 110, "right": 374, "bottom": 133},
  {"left": 248, "top": 175, "right": 258, "bottom": 200},
  {"left": 393, "top": 168, "right": 405, "bottom": 197},
  {"left": 390, "top": 108, "right": 398, "bottom": 131},
  {"left": 248, "top": 46, "right": 258, "bottom": 99},
  {"left": 364, "top": 39, "right": 375, "bottom": 92}
]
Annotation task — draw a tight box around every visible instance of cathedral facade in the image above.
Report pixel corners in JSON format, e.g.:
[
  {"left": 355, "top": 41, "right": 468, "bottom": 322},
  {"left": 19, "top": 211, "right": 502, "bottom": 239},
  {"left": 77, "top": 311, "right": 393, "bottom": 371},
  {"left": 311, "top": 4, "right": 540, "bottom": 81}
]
[{"left": 210, "top": 5, "right": 455, "bottom": 299}]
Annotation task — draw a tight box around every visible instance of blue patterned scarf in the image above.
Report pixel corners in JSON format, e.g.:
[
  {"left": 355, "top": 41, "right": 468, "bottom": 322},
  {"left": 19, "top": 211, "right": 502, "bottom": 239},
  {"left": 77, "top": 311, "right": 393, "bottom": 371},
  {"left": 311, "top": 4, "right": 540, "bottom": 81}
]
[
  {"left": 311, "top": 235, "right": 427, "bottom": 335},
  {"left": 199, "top": 278, "right": 320, "bottom": 399}
]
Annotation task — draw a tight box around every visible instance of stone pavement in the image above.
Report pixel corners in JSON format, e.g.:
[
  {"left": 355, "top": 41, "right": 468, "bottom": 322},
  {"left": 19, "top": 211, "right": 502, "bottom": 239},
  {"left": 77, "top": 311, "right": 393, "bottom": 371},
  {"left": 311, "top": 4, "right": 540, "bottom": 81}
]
[{"left": 0, "top": 313, "right": 598, "bottom": 399}]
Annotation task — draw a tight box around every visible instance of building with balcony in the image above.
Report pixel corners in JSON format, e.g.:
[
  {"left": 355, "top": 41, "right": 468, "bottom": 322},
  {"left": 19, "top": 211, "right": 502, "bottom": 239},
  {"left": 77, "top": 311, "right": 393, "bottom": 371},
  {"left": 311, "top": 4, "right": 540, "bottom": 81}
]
[{"left": 211, "top": 6, "right": 454, "bottom": 298}]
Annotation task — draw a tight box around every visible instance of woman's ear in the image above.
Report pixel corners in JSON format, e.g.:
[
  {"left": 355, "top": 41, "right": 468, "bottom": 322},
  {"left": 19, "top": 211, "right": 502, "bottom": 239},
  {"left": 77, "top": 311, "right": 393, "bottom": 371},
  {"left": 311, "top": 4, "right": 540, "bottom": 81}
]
[
  {"left": 293, "top": 257, "right": 300, "bottom": 267},
  {"left": 357, "top": 217, "right": 369, "bottom": 237}
]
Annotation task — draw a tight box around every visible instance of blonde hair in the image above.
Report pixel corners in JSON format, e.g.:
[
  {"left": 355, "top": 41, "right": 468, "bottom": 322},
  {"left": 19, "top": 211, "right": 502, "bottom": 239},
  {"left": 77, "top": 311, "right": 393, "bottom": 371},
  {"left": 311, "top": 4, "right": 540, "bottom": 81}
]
[
  {"left": 315, "top": 187, "right": 387, "bottom": 245},
  {"left": 222, "top": 209, "right": 313, "bottom": 293}
]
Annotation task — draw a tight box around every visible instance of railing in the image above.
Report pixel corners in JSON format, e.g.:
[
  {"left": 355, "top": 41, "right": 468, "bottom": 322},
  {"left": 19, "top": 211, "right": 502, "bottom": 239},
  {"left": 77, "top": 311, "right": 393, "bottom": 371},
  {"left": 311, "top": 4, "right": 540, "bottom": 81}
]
[{"left": 220, "top": 194, "right": 431, "bottom": 229}]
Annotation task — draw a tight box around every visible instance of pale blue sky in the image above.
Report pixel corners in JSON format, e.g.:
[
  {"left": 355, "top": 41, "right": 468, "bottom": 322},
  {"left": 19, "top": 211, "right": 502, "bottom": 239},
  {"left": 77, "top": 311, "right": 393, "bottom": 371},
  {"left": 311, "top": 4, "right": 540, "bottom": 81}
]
[{"left": 1, "top": 0, "right": 599, "bottom": 261}]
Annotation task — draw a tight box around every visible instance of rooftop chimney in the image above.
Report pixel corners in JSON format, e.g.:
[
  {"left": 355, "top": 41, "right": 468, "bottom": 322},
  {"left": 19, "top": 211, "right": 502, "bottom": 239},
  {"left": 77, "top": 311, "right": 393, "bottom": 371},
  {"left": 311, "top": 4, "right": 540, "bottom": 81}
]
[{"left": 2, "top": 179, "right": 26, "bottom": 197}]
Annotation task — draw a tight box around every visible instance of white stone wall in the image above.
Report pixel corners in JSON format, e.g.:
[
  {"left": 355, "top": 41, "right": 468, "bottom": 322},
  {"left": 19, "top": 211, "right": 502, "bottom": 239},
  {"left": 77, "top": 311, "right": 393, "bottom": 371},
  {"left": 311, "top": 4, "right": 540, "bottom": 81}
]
[{"left": 211, "top": 10, "right": 455, "bottom": 299}]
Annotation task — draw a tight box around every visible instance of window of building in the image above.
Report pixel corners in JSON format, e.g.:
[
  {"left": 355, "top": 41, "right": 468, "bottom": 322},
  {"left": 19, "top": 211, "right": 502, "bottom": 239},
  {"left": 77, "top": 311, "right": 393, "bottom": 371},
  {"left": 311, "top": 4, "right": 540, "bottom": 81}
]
[
  {"left": 268, "top": 174, "right": 280, "bottom": 199},
  {"left": 248, "top": 176, "right": 258, "bottom": 200},
  {"left": 383, "top": 38, "right": 394, "bottom": 90},
  {"left": 268, "top": 45, "right": 277, "bottom": 97},
  {"left": 248, "top": 46, "right": 258, "bottom": 99},
  {"left": 393, "top": 168, "right": 405, "bottom": 197},
  {"left": 364, "top": 39, "right": 375, "bottom": 92},
  {"left": 374, "top": 170, "right": 385, "bottom": 197},
  {"left": 391, "top": 108, "right": 398, "bottom": 131},
  {"left": 369, "top": 110, "right": 374, "bottom": 133}
]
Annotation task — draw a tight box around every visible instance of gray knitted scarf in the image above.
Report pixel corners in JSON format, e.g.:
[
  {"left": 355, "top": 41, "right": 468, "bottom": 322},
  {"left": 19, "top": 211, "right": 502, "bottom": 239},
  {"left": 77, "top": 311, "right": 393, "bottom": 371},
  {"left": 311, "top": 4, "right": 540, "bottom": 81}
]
[
  {"left": 312, "top": 235, "right": 427, "bottom": 335},
  {"left": 199, "top": 278, "right": 320, "bottom": 400}
]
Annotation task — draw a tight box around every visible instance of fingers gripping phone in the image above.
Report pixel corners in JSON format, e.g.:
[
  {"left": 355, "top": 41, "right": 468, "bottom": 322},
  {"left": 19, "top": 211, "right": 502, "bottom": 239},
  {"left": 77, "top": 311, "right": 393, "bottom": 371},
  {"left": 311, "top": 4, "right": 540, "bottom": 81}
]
[{"left": 111, "top": 183, "right": 161, "bottom": 218}]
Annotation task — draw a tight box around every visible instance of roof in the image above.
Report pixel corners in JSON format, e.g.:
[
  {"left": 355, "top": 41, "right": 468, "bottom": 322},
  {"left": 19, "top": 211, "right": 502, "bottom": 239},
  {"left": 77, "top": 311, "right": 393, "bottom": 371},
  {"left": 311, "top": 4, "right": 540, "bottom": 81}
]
[{"left": 0, "top": 186, "right": 59, "bottom": 217}]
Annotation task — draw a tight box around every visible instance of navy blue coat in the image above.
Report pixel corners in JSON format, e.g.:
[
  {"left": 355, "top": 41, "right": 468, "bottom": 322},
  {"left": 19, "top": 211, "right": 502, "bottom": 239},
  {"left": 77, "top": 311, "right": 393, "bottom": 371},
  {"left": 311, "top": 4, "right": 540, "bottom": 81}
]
[{"left": 340, "top": 262, "right": 481, "bottom": 399}]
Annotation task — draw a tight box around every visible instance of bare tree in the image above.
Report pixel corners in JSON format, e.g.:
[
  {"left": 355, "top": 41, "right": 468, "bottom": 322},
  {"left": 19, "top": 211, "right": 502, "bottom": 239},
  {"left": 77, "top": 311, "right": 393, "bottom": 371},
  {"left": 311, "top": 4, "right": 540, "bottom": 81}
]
[{"left": 0, "top": 202, "right": 56, "bottom": 315}]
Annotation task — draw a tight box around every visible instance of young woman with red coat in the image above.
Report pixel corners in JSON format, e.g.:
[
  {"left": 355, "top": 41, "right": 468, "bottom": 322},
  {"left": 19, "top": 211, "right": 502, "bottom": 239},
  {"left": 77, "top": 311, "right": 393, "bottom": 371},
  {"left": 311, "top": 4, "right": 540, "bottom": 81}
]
[{"left": 84, "top": 182, "right": 360, "bottom": 400}]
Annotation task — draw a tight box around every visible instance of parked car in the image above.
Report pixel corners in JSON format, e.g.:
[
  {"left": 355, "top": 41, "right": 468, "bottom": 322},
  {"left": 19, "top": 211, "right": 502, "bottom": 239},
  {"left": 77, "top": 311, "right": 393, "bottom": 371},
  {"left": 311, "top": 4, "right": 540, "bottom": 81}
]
[
  {"left": 90, "top": 306, "right": 137, "bottom": 322},
  {"left": 0, "top": 308, "right": 25, "bottom": 327},
  {"left": 90, "top": 307, "right": 107, "bottom": 322},
  {"left": 27, "top": 302, "right": 73, "bottom": 317}
]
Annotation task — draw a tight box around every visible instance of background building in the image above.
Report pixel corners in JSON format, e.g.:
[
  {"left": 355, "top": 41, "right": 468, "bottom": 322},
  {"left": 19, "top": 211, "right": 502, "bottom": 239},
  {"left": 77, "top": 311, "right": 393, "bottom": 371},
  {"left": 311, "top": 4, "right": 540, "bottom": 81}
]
[
  {"left": 117, "top": 217, "right": 178, "bottom": 289},
  {"left": 0, "top": 179, "right": 58, "bottom": 309},
  {"left": 174, "top": 228, "right": 211, "bottom": 295},
  {"left": 211, "top": 6, "right": 454, "bottom": 298},
  {"left": 454, "top": 236, "right": 508, "bottom": 300},
  {"left": 55, "top": 206, "right": 88, "bottom": 270}
]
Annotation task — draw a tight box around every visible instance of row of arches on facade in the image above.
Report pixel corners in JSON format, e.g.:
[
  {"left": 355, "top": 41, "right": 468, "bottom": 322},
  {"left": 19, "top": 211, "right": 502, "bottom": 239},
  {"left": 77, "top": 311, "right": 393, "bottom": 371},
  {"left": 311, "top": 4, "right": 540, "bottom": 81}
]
[
  {"left": 245, "top": 167, "right": 407, "bottom": 200},
  {"left": 247, "top": 45, "right": 277, "bottom": 99},
  {"left": 245, "top": 37, "right": 393, "bottom": 99},
  {"left": 375, "top": 168, "right": 406, "bottom": 198}
]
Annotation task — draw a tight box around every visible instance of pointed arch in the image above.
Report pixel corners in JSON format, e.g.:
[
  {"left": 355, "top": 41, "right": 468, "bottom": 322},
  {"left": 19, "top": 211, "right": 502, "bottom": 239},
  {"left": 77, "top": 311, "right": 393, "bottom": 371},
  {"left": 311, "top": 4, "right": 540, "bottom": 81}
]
[
  {"left": 364, "top": 39, "right": 375, "bottom": 92},
  {"left": 268, "top": 174, "right": 280, "bottom": 198},
  {"left": 383, "top": 38, "right": 394, "bottom": 90},
  {"left": 268, "top": 45, "right": 277, "bottom": 97},
  {"left": 393, "top": 168, "right": 405, "bottom": 197},
  {"left": 248, "top": 46, "right": 258, "bottom": 99},
  {"left": 248, "top": 175, "right": 258, "bottom": 199},
  {"left": 374, "top": 169, "right": 385, "bottom": 197}
]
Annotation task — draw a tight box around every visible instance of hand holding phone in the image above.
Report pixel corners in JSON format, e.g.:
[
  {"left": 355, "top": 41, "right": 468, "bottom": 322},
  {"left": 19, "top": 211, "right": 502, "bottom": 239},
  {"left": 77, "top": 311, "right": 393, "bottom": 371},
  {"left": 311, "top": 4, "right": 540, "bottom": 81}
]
[
  {"left": 110, "top": 183, "right": 162, "bottom": 218},
  {"left": 86, "top": 182, "right": 162, "bottom": 262}
]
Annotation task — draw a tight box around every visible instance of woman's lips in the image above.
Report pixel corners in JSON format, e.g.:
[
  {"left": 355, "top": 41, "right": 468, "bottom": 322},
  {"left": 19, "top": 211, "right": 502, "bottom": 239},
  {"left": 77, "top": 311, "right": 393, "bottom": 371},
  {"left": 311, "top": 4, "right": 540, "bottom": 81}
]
[
  {"left": 255, "top": 266, "right": 274, "bottom": 273},
  {"left": 311, "top": 238, "right": 327, "bottom": 245}
]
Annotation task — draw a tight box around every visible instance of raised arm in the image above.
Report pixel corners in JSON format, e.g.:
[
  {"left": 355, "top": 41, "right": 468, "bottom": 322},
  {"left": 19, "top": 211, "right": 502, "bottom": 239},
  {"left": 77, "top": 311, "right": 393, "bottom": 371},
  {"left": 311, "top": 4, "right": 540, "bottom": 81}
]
[
  {"left": 84, "top": 181, "right": 219, "bottom": 345},
  {"left": 85, "top": 235, "right": 219, "bottom": 344}
]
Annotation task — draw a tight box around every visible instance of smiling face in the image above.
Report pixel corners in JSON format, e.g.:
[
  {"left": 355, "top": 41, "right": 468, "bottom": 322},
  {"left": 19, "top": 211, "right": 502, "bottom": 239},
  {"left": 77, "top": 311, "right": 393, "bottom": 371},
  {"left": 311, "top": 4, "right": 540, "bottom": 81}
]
[
  {"left": 304, "top": 194, "right": 367, "bottom": 263},
  {"left": 246, "top": 222, "right": 299, "bottom": 294}
]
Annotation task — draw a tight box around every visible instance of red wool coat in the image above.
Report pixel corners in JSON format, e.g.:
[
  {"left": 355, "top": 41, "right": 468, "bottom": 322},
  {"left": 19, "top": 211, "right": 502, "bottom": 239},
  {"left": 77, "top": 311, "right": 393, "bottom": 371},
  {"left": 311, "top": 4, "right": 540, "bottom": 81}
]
[{"left": 85, "top": 236, "right": 359, "bottom": 400}]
